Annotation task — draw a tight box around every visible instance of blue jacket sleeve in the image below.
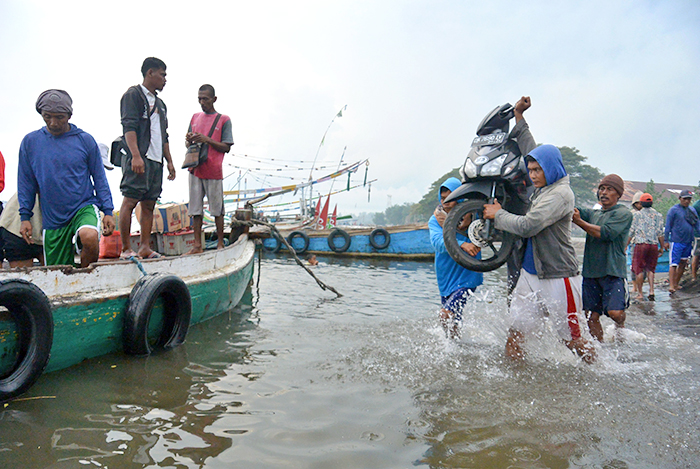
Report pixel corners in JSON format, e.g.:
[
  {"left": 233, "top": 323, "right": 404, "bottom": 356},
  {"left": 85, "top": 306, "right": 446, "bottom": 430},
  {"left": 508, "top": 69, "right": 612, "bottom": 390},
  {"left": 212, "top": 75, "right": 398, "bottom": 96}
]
[
  {"left": 429, "top": 215, "right": 447, "bottom": 254},
  {"left": 83, "top": 135, "right": 114, "bottom": 216},
  {"left": 664, "top": 207, "right": 675, "bottom": 241},
  {"left": 17, "top": 136, "right": 39, "bottom": 221}
]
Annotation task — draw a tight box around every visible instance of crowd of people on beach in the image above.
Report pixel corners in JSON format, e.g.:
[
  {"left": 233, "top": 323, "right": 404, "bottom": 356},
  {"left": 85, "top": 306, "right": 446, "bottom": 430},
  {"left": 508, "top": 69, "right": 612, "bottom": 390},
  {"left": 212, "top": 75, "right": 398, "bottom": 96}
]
[
  {"left": 0, "top": 57, "right": 233, "bottom": 269},
  {"left": 429, "top": 96, "right": 700, "bottom": 364}
]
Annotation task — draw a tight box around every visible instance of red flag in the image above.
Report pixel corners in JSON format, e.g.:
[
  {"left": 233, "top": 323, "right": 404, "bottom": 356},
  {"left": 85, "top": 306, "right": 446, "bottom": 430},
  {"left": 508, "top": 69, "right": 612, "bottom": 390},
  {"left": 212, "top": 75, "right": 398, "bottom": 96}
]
[
  {"left": 314, "top": 197, "right": 321, "bottom": 219},
  {"left": 328, "top": 204, "right": 337, "bottom": 228},
  {"left": 318, "top": 196, "right": 330, "bottom": 230}
]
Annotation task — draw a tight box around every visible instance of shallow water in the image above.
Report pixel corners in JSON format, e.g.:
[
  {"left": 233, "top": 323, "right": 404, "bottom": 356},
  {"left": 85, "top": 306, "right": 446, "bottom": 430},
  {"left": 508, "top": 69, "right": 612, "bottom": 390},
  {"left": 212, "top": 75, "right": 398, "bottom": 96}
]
[{"left": 1, "top": 255, "right": 699, "bottom": 468}]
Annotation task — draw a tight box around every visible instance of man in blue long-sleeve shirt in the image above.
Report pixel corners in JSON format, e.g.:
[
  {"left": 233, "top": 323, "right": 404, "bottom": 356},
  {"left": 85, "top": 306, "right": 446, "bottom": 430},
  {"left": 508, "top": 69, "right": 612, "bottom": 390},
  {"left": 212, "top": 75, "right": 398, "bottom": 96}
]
[
  {"left": 664, "top": 190, "right": 700, "bottom": 293},
  {"left": 18, "top": 89, "right": 115, "bottom": 267}
]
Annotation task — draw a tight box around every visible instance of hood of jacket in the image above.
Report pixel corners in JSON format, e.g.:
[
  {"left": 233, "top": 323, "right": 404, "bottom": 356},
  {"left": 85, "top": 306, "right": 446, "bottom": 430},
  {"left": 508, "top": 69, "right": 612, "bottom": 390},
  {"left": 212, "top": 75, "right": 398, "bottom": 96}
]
[
  {"left": 528, "top": 144, "right": 567, "bottom": 186},
  {"left": 439, "top": 177, "right": 462, "bottom": 202}
]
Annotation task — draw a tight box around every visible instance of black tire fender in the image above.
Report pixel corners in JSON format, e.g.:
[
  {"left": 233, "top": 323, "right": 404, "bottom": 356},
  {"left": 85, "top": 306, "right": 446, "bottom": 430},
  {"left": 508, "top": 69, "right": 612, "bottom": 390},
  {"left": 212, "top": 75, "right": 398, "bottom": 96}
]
[
  {"left": 0, "top": 279, "right": 53, "bottom": 403},
  {"left": 369, "top": 228, "right": 391, "bottom": 250},
  {"left": 262, "top": 232, "right": 283, "bottom": 253},
  {"left": 327, "top": 229, "right": 351, "bottom": 253},
  {"left": 123, "top": 273, "right": 192, "bottom": 356},
  {"left": 287, "top": 231, "right": 310, "bottom": 254}
]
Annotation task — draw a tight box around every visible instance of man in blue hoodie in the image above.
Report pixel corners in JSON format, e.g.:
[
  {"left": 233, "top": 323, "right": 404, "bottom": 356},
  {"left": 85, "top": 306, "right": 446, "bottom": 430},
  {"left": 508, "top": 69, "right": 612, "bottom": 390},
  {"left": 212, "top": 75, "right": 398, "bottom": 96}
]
[
  {"left": 18, "top": 89, "right": 115, "bottom": 267},
  {"left": 484, "top": 145, "right": 595, "bottom": 363},
  {"left": 429, "top": 177, "right": 483, "bottom": 338}
]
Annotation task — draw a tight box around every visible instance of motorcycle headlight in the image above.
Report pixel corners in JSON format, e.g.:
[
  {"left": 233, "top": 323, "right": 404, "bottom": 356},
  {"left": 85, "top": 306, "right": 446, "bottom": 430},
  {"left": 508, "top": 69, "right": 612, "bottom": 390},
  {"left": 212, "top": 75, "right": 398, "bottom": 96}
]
[
  {"left": 463, "top": 158, "right": 477, "bottom": 178},
  {"left": 481, "top": 154, "right": 507, "bottom": 176},
  {"left": 502, "top": 158, "right": 519, "bottom": 176}
]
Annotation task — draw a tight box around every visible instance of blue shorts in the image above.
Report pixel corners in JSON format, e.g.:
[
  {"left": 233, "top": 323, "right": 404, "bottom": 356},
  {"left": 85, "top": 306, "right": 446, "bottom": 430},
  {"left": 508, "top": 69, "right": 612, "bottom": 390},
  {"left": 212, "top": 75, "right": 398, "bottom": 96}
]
[
  {"left": 582, "top": 276, "right": 629, "bottom": 315},
  {"left": 670, "top": 242, "right": 692, "bottom": 266},
  {"left": 440, "top": 287, "right": 476, "bottom": 321}
]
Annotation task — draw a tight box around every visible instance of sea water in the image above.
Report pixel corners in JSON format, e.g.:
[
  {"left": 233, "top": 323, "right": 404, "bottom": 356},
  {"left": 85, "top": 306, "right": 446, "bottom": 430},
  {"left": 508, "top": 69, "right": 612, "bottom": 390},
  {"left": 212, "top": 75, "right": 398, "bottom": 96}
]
[{"left": 0, "top": 255, "right": 698, "bottom": 468}]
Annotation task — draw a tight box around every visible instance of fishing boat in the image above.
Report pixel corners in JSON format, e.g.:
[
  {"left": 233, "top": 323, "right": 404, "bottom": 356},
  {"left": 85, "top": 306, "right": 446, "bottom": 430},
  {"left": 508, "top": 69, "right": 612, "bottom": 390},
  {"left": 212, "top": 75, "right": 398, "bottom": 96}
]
[
  {"left": 0, "top": 234, "right": 255, "bottom": 402},
  {"left": 260, "top": 223, "right": 434, "bottom": 259}
]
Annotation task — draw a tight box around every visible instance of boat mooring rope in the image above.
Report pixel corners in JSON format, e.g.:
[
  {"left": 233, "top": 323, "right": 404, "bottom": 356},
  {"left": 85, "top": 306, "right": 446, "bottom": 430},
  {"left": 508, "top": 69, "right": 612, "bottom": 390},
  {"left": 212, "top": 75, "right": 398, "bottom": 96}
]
[{"left": 232, "top": 219, "right": 342, "bottom": 298}]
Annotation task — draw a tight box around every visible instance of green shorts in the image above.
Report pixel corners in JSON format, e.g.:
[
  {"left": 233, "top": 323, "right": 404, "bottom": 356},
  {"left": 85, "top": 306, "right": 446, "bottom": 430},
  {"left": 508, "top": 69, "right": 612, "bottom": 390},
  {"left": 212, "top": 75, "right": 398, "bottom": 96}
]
[{"left": 43, "top": 205, "right": 100, "bottom": 266}]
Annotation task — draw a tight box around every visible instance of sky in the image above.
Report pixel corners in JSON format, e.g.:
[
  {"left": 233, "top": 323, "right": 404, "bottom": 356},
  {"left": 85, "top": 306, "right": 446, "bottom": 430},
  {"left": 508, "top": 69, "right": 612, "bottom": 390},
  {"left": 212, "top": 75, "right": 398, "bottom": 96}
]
[{"left": 1, "top": 0, "right": 699, "bottom": 217}]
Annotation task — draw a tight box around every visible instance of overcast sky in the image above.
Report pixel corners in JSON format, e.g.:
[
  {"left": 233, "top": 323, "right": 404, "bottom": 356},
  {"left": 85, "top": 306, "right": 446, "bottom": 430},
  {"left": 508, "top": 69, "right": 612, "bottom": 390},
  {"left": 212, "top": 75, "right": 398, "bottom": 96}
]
[{"left": 1, "top": 0, "right": 698, "bottom": 215}]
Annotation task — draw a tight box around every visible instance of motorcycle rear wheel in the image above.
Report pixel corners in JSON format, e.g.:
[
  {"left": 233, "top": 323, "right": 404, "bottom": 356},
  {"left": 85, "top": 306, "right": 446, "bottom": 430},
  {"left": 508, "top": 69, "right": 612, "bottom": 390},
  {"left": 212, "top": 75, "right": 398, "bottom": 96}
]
[{"left": 443, "top": 199, "right": 518, "bottom": 272}]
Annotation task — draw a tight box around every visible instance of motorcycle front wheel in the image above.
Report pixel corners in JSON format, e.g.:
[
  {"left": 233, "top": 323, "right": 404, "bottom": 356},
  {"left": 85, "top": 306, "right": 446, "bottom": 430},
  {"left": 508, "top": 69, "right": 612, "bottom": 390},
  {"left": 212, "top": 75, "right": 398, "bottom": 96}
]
[{"left": 443, "top": 199, "right": 518, "bottom": 273}]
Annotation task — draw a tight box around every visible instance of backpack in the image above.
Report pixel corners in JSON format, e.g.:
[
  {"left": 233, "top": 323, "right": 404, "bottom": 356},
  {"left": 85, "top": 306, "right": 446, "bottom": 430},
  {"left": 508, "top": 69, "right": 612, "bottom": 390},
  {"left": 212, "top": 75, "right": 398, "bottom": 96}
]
[{"left": 110, "top": 136, "right": 125, "bottom": 167}]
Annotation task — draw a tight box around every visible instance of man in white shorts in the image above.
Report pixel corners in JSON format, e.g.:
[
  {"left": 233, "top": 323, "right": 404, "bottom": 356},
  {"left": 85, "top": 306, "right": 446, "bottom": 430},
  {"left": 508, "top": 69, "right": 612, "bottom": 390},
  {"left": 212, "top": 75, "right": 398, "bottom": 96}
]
[
  {"left": 483, "top": 144, "right": 595, "bottom": 363},
  {"left": 185, "top": 84, "right": 234, "bottom": 253}
]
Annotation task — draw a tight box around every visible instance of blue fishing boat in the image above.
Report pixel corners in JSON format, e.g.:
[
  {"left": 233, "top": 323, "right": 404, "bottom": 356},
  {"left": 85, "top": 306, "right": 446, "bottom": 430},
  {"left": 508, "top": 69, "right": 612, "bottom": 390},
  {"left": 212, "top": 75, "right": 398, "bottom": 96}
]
[{"left": 261, "top": 224, "right": 434, "bottom": 259}]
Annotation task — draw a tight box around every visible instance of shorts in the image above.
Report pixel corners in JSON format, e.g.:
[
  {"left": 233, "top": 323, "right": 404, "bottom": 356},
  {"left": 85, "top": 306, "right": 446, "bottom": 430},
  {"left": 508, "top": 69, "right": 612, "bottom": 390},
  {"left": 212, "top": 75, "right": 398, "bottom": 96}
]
[
  {"left": 1, "top": 227, "right": 43, "bottom": 262},
  {"left": 120, "top": 156, "right": 164, "bottom": 201},
  {"left": 582, "top": 276, "right": 629, "bottom": 315},
  {"left": 440, "top": 287, "right": 476, "bottom": 321},
  {"left": 509, "top": 270, "right": 583, "bottom": 341},
  {"left": 631, "top": 243, "right": 659, "bottom": 275},
  {"left": 188, "top": 173, "right": 224, "bottom": 217},
  {"left": 43, "top": 205, "right": 100, "bottom": 266},
  {"left": 670, "top": 242, "right": 692, "bottom": 266}
]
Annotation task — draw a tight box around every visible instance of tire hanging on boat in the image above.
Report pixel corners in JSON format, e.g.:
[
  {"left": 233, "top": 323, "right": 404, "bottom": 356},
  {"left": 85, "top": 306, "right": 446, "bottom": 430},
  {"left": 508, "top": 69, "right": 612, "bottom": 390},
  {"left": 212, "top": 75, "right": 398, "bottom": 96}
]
[
  {"left": 287, "top": 231, "right": 310, "bottom": 254},
  {"left": 369, "top": 228, "right": 391, "bottom": 250},
  {"left": 262, "top": 231, "right": 284, "bottom": 253},
  {"left": 0, "top": 279, "right": 53, "bottom": 403},
  {"left": 123, "top": 273, "right": 192, "bottom": 356},
  {"left": 327, "top": 229, "right": 351, "bottom": 253}
]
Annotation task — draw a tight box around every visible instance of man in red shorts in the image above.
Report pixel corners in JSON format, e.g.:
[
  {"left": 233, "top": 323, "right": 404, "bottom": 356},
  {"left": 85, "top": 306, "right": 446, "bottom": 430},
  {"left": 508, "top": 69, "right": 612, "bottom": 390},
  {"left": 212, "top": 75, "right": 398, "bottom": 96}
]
[{"left": 628, "top": 193, "right": 664, "bottom": 301}]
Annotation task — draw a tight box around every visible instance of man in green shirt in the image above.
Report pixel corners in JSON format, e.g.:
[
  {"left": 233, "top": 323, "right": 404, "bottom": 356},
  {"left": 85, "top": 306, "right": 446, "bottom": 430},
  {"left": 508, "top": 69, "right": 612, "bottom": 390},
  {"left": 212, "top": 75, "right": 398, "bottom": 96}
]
[{"left": 572, "top": 174, "right": 633, "bottom": 342}]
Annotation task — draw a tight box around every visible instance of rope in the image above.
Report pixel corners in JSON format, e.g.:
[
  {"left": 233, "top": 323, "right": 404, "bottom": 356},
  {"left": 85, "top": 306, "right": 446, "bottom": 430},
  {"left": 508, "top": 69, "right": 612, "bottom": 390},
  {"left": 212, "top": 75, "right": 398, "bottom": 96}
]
[
  {"left": 235, "top": 218, "right": 342, "bottom": 298},
  {"left": 128, "top": 256, "right": 148, "bottom": 277}
]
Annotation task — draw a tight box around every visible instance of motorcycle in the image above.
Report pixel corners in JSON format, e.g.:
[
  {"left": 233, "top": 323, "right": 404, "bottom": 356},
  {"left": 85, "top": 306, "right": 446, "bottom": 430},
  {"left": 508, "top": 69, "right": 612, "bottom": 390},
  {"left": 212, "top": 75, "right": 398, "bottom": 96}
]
[{"left": 442, "top": 103, "right": 533, "bottom": 272}]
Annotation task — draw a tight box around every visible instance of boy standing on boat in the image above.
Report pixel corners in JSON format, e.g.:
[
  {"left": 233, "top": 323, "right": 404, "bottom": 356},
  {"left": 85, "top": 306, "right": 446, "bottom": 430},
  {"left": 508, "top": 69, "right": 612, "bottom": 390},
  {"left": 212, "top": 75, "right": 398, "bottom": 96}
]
[
  {"left": 483, "top": 145, "right": 595, "bottom": 363},
  {"left": 572, "top": 174, "right": 632, "bottom": 342},
  {"left": 429, "top": 177, "right": 483, "bottom": 338},
  {"left": 118, "top": 57, "right": 176, "bottom": 259},
  {"left": 185, "top": 84, "right": 233, "bottom": 253},
  {"left": 18, "top": 89, "right": 115, "bottom": 267}
]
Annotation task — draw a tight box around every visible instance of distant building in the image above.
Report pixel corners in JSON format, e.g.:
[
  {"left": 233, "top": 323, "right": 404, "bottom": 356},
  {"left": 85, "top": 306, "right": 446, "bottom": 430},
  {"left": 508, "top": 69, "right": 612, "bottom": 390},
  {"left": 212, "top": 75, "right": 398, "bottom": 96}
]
[{"left": 618, "top": 180, "right": 697, "bottom": 207}]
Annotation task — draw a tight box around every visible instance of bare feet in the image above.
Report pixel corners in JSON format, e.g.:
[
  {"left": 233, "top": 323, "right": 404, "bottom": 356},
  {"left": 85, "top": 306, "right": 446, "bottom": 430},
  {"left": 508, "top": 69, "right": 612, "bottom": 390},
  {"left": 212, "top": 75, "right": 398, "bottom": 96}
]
[
  {"left": 184, "top": 247, "right": 205, "bottom": 255},
  {"left": 439, "top": 309, "right": 459, "bottom": 339}
]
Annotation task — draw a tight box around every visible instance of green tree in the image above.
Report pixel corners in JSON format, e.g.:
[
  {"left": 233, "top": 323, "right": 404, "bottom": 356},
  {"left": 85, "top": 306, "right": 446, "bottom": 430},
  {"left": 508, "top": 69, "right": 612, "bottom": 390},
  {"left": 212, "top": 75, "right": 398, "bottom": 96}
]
[
  {"left": 559, "top": 146, "right": 604, "bottom": 207},
  {"left": 410, "top": 167, "right": 461, "bottom": 222},
  {"left": 645, "top": 179, "right": 678, "bottom": 218}
]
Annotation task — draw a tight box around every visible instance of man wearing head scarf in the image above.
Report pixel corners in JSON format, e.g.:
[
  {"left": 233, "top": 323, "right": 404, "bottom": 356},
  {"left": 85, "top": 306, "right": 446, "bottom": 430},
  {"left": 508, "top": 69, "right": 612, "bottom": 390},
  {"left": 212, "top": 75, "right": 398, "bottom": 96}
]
[
  {"left": 572, "top": 174, "right": 632, "bottom": 342},
  {"left": 18, "top": 89, "right": 115, "bottom": 267},
  {"left": 429, "top": 177, "right": 483, "bottom": 338},
  {"left": 484, "top": 145, "right": 595, "bottom": 363}
]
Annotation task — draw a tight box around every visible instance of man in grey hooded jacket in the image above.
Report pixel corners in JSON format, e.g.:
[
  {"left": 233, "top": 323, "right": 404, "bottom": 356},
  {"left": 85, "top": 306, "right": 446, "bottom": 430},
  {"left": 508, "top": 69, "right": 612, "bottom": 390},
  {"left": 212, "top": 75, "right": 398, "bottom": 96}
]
[{"left": 483, "top": 145, "right": 595, "bottom": 363}]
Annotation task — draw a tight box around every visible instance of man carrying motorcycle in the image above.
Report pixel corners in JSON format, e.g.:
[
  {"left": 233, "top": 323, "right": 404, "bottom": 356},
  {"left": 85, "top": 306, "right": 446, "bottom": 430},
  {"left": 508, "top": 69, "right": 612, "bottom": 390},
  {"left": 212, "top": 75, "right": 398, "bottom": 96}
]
[{"left": 483, "top": 144, "right": 595, "bottom": 363}]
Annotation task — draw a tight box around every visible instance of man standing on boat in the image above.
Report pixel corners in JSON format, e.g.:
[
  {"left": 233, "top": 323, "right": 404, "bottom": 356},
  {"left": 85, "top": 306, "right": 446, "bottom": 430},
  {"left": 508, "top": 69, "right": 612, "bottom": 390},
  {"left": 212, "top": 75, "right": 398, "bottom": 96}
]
[
  {"left": 18, "top": 89, "right": 115, "bottom": 267},
  {"left": 184, "top": 84, "right": 233, "bottom": 253},
  {"left": 429, "top": 177, "right": 483, "bottom": 339},
  {"left": 483, "top": 144, "right": 595, "bottom": 363},
  {"left": 573, "top": 174, "right": 632, "bottom": 342},
  {"left": 118, "top": 57, "right": 176, "bottom": 259}
]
